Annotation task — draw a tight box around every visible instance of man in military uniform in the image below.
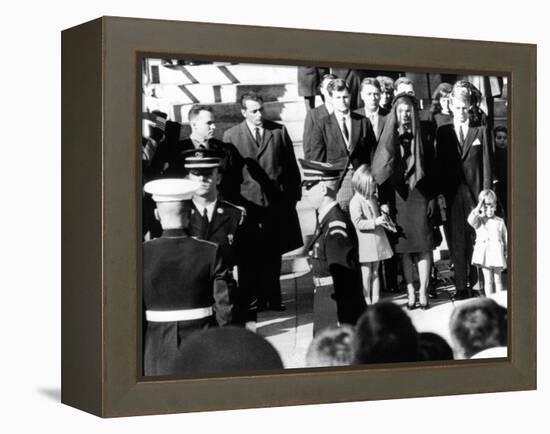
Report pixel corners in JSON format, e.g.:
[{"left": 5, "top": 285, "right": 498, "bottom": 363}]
[
  {"left": 300, "top": 159, "right": 367, "bottom": 334},
  {"left": 179, "top": 149, "right": 254, "bottom": 327},
  {"left": 142, "top": 178, "right": 234, "bottom": 377}
]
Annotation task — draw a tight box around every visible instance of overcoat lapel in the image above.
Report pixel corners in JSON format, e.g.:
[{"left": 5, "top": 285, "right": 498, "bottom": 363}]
[
  {"left": 327, "top": 114, "right": 348, "bottom": 154},
  {"left": 257, "top": 126, "right": 273, "bottom": 159},
  {"left": 461, "top": 126, "right": 479, "bottom": 160},
  {"left": 239, "top": 122, "right": 259, "bottom": 158},
  {"left": 348, "top": 116, "right": 360, "bottom": 154}
]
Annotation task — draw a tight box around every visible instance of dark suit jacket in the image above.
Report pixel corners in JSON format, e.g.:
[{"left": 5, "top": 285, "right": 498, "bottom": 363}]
[
  {"left": 222, "top": 120, "right": 302, "bottom": 254},
  {"left": 436, "top": 123, "right": 493, "bottom": 203},
  {"left": 182, "top": 199, "right": 244, "bottom": 266},
  {"left": 308, "top": 112, "right": 377, "bottom": 169},
  {"left": 297, "top": 66, "right": 330, "bottom": 97},
  {"left": 353, "top": 107, "right": 388, "bottom": 141},
  {"left": 303, "top": 104, "right": 330, "bottom": 159}
]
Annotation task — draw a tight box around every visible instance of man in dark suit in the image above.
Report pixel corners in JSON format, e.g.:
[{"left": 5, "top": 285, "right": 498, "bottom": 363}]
[
  {"left": 165, "top": 105, "right": 242, "bottom": 203},
  {"left": 436, "top": 84, "right": 493, "bottom": 300},
  {"left": 222, "top": 91, "right": 303, "bottom": 311},
  {"left": 300, "top": 159, "right": 367, "bottom": 333},
  {"left": 178, "top": 149, "right": 252, "bottom": 326},
  {"left": 297, "top": 66, "right": 330, "bottom": 110},
  {"left": 302, "top": 73, "right": 336, "bottom": 158},
  {"left": 354, "top": 77, "right": 389, "bottom": 141},
  {"left": 142, "top": 178, "right": 233, "bottom": 376},
  {"left": 308, "top": 78, "right": 377, "bottom": 211}
]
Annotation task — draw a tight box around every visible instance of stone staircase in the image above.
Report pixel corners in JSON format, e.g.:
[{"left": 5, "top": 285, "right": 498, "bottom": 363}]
[{"left": 143, "top": 59, "right": 508, "bottom": 252}]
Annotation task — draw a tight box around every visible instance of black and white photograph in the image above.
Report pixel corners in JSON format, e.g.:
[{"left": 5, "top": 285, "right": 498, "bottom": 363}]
[{"left": 141, "top": 58, "right": 509, "bottom": 377}]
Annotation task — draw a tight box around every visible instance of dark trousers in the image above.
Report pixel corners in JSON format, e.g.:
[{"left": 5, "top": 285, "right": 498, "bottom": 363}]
[
  {"left": 238, "top": 209, "right": 283, "bottom": 309},
  {"left": 445, "top": 184, "right": 477, "bottom": 294}
]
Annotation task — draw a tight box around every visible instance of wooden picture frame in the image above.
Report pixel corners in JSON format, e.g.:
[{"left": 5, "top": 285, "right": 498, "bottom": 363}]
[{"left": 61, "top": 16, "right": 536, "bottom": 417}]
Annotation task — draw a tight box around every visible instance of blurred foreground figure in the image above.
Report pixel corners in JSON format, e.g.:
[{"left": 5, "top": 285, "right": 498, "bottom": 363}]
[
  {"left": 173, "top": 327, "right": 283, "bottom": 376},
  {"left": 449, "top": 298, "right": 507, "bottom": 359},
  {"left": 353, "top": 301, "right": 421, "bottom": 364},
  {"left": 305, "top": 325, "right": 354, "bottom": 367}
]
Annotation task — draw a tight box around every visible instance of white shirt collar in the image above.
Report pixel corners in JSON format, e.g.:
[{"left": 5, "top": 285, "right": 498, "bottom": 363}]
[
  {"left": 246, "top": 120, "right": 263, "bottom": 137},
  {"left": 318, "top": 200, "right": 339, "bottom": 223},
  {"left": 192, "top": 199, "right": 217, "bottom": 222}
]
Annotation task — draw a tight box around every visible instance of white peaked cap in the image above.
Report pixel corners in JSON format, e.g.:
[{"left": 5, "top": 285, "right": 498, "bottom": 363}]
[{"left": 143, "top": 178, "right": 201, "bottom": 202}]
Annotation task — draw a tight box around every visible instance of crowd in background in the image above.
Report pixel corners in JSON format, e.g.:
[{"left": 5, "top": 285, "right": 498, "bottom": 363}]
[{"left": 141, "top": 64, "right": 509, "bottom": 376}]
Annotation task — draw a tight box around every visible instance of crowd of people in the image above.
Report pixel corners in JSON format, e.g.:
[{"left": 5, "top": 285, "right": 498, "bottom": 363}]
[
  {"left": 154, "top": 297, "right": 508, "bottom": 376},
  {"left": 141, "top": 65, "right": 509, "bottom": 376}
]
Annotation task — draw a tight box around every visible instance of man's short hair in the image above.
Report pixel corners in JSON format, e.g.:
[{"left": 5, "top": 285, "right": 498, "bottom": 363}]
[
  {"left": 376, "top": 76, "right": 395, "bottom": 90},
  {"left": 494, "top": 125, "right": 508, "bottom": 136},
  {"left": 320, "top": 73, "right": 338, "bottom": 87},
  {"left": 394, "top": 76, "right": 413, "bottom": 91},
  {"left": 306, "top": 325, "right": 354, "bottom": 367},
  {"left": 450, "top": 83, "right": 473, "bottom": 105},
  {"left": 188, "top": 104, "right": 213, "bottom": 122},
  {"left": 239, "top": 91, "right": 264, "bottom": 109},
  {"left": 360, "top": 77, "right": 381, "bottom": 92},
  {"left": 449, "top": 298, "right": 507, "bottom": 359},
  {"left": 327, "top": 78, "right": 350, "bottom": 96}
]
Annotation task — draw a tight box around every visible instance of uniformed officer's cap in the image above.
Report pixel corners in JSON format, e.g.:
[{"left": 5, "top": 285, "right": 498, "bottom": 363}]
[
  {"left": 143, "top": 178, "right": 201, "bottom": 202},
  {"left": 182, "top": 148, "right": 223, "bottom": 169},
  {"left": 142, "top": 110, "right": 167, "bottom": 130},
  {"left": 299, "top": 159, "right": 344, "bottom": 181}
]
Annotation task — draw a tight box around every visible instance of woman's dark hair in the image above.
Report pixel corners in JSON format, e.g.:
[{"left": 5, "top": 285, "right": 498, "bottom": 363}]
[
  {"left": 430, "top": 82, "right": 452, "bottom": 114},
  {"left": 419, "top": 332, "right": 454, "bottom": 361},
  {"left": 353, "top": 302, "right": 421, "bottom": 364}
]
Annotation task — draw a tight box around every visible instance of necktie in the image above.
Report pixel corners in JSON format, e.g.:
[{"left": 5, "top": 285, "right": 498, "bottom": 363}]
[
  {"left": 342, "top": 118, "right": 349, "bottom": 142},
  {"left": 201, "top": 207, "right": 209, "bottom": 238},
  {"left": 459, "top": 126, "right": 465, "bottom": 146},
  {"left": 255, "top": 128, "right": 261, "bottom": 147}
]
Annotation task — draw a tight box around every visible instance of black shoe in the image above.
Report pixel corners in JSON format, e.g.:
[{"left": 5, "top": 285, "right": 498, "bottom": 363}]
[{"left": 406, "top": 301, "right": 417, "bottom": 310}]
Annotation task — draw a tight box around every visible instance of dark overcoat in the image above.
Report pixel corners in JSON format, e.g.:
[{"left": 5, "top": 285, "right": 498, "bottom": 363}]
[{"left": 222, "top": 120, "right": 303, "bottom": 254}]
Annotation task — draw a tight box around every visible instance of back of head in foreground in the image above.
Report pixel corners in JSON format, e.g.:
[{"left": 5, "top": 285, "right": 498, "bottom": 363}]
[
  {"left": 172, "top": 326, "right": 283, "bottom": 376},
  {"left": 353, "top": 301, "right": 421, "bottom": 365},
  {"left": 306, "top": 325, "right": 355, "bottom": 367},
  {"left": 449, "top": 298, "right": 507, "bottom": 359}
]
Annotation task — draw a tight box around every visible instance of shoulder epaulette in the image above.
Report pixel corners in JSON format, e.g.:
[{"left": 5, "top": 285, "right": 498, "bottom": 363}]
[{"left": 221, "top": 200, "right": 246, "bottom": 224}]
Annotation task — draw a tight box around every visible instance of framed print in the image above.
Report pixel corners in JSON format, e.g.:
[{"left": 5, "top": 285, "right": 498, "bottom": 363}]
[{"left": 61, "top": 16, "right": 536, "bottom": 417}]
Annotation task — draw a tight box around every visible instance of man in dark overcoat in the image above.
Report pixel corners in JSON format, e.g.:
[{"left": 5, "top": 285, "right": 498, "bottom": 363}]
[
  {"left": 436, "top": 84, "right": 493, "bottom": 300},
  {"left": 222, "top": 91, "right": 303, "bottom": 311}
]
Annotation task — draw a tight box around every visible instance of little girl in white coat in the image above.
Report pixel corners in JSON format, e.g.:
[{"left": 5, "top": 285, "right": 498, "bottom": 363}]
[
  {"left": 467, "top": 189, "right": 508, "bottom": 295},
  {"left": 349, "top": 165, "right": 394, "bottom": 304}
]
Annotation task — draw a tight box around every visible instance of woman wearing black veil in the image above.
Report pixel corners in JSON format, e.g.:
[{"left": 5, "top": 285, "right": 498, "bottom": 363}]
[{"left": 372, "top": 93, "right": 437, "bottom": 310}]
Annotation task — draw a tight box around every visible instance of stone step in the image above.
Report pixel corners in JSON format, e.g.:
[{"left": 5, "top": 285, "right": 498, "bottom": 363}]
[
  {"left": 147, "top": 82, "right": 301, "bottom": 105},
  {"left": 147, "top": 60, "right": 297, "bottom": 86}
]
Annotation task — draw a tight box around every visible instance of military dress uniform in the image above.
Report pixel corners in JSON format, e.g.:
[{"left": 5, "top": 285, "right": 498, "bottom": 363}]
[
  {"left": 142, "top": 179, "right": 233, "bottom": 377},
  {"left": 308, "top": 204, "right": 367, "bottom": 331},
  {"left": 182, "top": 198, "right": 253, "bottom": 324},
  {"left": 300, "top": 159, "right": 367, "bottom": 334}
]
